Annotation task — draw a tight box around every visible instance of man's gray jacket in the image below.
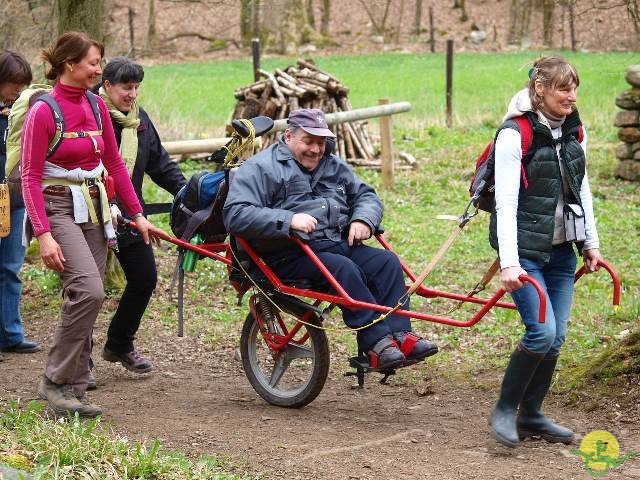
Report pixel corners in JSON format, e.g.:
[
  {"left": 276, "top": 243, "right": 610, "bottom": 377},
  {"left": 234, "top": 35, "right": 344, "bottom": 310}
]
[{"left": 223, "top": 135, "right": 383, "bottom": 251}]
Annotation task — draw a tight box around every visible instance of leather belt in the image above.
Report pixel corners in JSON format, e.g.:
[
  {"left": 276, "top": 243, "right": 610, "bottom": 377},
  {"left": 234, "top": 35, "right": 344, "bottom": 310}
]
[{"left": 43, "top": 185, "right": 100, "bottom": 198}]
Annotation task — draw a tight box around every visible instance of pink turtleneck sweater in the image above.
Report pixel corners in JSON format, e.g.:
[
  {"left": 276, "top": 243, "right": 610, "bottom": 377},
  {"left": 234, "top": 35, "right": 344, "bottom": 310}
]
[{"left": 21, "top": 82, "right": 142, "bottom": 237}]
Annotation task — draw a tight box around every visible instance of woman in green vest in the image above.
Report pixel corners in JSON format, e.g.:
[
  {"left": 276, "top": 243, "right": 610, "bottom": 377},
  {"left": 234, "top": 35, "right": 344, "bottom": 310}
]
[{"left": 488, "top": 56, "right": 603, "bottom": 448}]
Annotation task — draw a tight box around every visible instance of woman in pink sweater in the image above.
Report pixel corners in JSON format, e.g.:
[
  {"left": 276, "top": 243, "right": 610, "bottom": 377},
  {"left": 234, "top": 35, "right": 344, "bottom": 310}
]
[{"left": 21, "top": 32, "right": 160, "bottom": 418}]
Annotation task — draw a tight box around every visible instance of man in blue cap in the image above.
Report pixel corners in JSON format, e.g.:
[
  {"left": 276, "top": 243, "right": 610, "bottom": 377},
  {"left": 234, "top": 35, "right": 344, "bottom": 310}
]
[{"left": 223, "top": 108, "right": 437, "bottom": 370}]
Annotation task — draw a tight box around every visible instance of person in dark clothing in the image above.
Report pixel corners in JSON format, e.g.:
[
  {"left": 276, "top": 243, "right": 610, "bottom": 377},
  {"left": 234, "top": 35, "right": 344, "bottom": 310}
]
[
  {"left": 0, "top": 50, "right": 39, "bottom": 356},
  {"left": 223, "top": 108, "right": 438, "bottom": 371},
  {"left": 488, "top": 56, "right": 603, "bottom": 448},
  {"left": 96, "top": 57, "right": 186, "bottom": 376}
]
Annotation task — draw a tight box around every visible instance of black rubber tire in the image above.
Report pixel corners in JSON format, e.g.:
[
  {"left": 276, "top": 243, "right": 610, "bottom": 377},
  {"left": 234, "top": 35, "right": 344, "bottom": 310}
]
[{"left": 240, "top": 309, "right": 330, "bottom": 408}]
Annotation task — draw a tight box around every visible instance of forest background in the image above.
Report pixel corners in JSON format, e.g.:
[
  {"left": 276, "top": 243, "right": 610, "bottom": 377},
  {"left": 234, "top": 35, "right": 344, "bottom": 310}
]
[{"left": 1, "top": 0, "right": 639, "bottom": 69}]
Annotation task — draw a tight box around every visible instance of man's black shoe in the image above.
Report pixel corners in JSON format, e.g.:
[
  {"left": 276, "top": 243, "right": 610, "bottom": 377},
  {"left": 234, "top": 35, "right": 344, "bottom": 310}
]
[{"left": 1, "top": 339, "right": 41, "bottom": 353}]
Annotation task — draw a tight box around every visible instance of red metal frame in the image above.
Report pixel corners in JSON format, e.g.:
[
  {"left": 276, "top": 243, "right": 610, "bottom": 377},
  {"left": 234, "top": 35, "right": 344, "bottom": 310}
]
[
  {"left": 234, "top": 236, "right": 546, "bottom": 328},
  {"left": 145, "top": 224, "right": 620, "bottom": 332},
  {"left": 248, "top": 295, "right": 314, "bottom": 351},
  {"left": 575, "top": 259, "right": 621, "bottom": 307}
]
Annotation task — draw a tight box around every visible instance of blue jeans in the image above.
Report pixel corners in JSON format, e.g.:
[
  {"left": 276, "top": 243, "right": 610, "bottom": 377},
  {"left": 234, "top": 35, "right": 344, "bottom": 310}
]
[
  {"left": 511, "top": 243, "right": 577, "bottom": 357},
  {"left": 0, "top": 207, "right": 27, "bottom": 349}
]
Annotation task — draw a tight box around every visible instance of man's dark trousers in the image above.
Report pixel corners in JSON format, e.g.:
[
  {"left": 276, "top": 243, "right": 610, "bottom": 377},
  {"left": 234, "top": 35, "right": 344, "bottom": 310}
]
[{"left": 266, "top": 239, "right": 410, "bottom": 351}]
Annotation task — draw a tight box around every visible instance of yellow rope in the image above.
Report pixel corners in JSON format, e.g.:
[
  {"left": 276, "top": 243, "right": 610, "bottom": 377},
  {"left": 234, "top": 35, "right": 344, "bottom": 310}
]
[{"left": 223, "top": 119, "right": 257, "bottom": 168}]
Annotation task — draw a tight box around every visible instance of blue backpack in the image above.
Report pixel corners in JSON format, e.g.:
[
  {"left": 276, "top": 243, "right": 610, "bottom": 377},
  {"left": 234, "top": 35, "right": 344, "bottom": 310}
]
[{"left": 169, "top": 170, "right": 228, "bottom": 241}]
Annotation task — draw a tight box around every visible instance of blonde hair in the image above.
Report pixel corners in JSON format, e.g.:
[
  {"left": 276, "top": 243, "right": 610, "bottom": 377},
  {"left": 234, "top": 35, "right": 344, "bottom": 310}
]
[{"left": 527, "top": 56, "right": 580, "bottom": 111}]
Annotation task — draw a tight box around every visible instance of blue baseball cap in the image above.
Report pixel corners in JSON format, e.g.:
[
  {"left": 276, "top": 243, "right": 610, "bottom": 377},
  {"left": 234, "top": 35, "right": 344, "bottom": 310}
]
[{"left": 287, "top": 108, "right": 335, "bottom": 137}]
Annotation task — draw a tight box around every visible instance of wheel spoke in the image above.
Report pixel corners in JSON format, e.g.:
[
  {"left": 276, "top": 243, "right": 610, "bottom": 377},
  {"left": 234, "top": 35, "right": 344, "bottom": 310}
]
[
  {"left": 284, "top": 342, "right": 314, "bottom": 360},
  {"left": 268, "top": 352, "right": 290, "bottom": 387},
  {"left": 267, "top": 342, "right": 314, "bottom": 387}
]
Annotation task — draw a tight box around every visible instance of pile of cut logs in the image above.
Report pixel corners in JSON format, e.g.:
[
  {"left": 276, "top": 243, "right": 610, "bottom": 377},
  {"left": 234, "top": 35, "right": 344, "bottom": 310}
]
[{"left": 232, "top": 59, "right": 378, "bottom": 164}]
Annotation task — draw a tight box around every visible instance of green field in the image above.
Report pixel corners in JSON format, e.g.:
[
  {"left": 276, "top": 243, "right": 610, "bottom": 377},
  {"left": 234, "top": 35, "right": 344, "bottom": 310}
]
[{"left": 140, "top": 51, "right": 636, "bottom": 140}]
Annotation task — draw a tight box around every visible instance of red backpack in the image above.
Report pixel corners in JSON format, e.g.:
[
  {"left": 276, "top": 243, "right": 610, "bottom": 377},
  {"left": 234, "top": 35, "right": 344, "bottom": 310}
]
[{"left": 469, "top": 116, "right": 533, "bottom": 212}]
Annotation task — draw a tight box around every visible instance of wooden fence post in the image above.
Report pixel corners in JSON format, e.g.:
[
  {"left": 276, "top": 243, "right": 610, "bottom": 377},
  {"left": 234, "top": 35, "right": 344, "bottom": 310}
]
[
  {"left": 252, "top": 38, "right": 261, "bottom": 82},
  {"left": 379, "top": 98, "right": 394, "bottom": 188},
  {"left": 428, "top": 6, "right": 435, "bottom": 53},
  {"left": 446, "top": 39, "right": 454, "bottom": 128}
]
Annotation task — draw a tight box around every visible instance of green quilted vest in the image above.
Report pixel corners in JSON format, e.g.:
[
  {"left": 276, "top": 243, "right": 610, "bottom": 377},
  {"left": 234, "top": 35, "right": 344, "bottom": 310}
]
[{"left": 489, "top": 110, "right": 585, "bottom": 263}]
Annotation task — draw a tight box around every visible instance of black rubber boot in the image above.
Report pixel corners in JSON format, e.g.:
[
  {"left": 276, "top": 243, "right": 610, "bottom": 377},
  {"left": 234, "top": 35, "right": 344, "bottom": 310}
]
[
  {"left": 489, "top": 345, "right": 542, "bottom": 448},
  {"left": 517, "top": 355, "right": 574, "bottom": 444}
]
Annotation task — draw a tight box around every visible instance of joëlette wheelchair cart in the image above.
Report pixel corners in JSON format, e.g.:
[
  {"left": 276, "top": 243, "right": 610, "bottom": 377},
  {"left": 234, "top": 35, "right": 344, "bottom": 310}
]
[{"left": 128, "top": 116, "right": 621, "bottom": 409}]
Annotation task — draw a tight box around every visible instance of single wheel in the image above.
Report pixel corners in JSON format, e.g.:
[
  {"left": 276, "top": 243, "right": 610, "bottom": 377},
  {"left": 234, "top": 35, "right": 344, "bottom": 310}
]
[{"left": 240, "top": 294, "right": 330, "bottom": 408}]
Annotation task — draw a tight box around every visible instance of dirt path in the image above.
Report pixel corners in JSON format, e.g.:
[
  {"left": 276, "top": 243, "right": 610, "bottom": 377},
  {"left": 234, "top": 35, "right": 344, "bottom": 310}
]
[{"left": 2, "top": 312, "right": 640, "bottom": 480}]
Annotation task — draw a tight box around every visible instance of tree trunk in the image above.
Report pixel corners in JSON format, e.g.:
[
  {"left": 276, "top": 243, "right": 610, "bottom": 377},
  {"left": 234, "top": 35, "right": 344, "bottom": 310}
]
[
  {"left": 626, "top": 0, "right": 640, "bottom": 34},
  {"left": 507, "top": 0, "right": 519, "bottom": 44},
  {"left": 127, "top": 7, "right": 134, "bottom": 54},
  {"left": 320, "top": 0, "right": 331, "bottom": 35},
  {"left": 568, "top": 0, "right": 577, "bottom": 51},
  {"left": 306, "top": 0, "right": 316, "bottom": 30},
  {"left": 146, "top": 0, "right": 156, "bottom": 49},
  {"left": 240, "top": 0, "right": 254, "bottom": 47},
  {"left": 542, "top": 0, "right": 555, "bottom": 47},
  {"left": 357, "top": 0, "right": 393, "bottom": 37},
  {"left": 508, "top": 0, "right": 532, "bottom": 45},
  {"left": 56, "top": 0, "right": 105, "bottom": 40},
  {"left": 521, "top": 0, "right": 532, "bottom": 44},
  {"left": 459, "top": 0, "right": 468, "bottom": 22},
  {"left": 414, "top": 0, "right": 423, "bottom": 35},
  {"left": 559, "top": 2, "right": 566, "bottom": 49},
  {"left": 394, "top": 0, "right": 405, "bottom": 43},
  {"left": 263, "top": 0, "right": 318, "bottom": 54}
]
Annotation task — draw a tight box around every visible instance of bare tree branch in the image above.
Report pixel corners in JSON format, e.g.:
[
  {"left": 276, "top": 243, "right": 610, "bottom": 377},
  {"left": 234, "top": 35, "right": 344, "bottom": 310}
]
[
  {"left": 356, "top": 0, "right": 393, "bottom": 35},
  {"left": 576, "top": 1, "right": 631, "bottom": 16}
]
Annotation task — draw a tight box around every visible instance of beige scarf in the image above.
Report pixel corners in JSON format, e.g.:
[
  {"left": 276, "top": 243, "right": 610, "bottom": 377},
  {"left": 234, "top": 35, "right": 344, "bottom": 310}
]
[{"left": 99, "top": 86, "right": 140, "bottom": 175}]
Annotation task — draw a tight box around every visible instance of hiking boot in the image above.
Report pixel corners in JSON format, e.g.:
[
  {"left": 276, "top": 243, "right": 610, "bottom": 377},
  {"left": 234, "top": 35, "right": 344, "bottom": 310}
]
[
  {"left": 102, "top": 347, "right": 153, "bottom": 373},
  {"left": 489, "top": 346, "right": 541, "bottom": 448},
  {"left": 517, "top": 356, "right": 574, "bottom": 444},
  {"left": 75, "top": 394, "right": 103, "bottom": 416},
  {"left": 37, "top": 377, "right": 102, "bottom": 418},
  {"left": 87, "top": 371, "right": 97, "bottom": 391},
  {"left": 367, "top": 335, "right": 405, "bottom": 370},
  {"left": 393, "top": 331, "right": 438, "bottom": 361}
]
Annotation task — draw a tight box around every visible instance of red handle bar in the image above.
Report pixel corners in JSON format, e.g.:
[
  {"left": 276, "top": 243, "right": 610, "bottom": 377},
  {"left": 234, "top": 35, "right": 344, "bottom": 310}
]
[{"left": 574, "top": 259, "right": 621, "bottom": 307}]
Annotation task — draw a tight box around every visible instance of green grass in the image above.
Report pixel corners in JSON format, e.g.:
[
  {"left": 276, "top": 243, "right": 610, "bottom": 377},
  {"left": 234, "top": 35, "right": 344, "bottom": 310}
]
[
  {"left": 5, "top": 51, "right": 639, "bottom": 475},
  {"left": 0, "top": 401, "right": 256, "bottom": 479}
]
